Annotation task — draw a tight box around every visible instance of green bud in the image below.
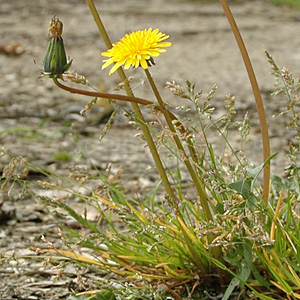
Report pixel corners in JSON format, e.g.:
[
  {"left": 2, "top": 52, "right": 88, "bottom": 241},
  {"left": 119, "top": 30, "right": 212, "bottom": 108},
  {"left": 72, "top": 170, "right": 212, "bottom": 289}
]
[
  {"left": 42, "top": 17, "right": 72, "bottom": 77},
  {"left": 42, "top": 37, "right": 72, "bottom": 76}
]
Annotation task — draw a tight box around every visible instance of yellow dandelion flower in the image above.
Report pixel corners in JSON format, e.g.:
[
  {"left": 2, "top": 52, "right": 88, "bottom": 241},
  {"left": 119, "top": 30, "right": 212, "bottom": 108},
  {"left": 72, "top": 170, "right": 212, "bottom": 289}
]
[{"left": 102, "top": 28, "right": 171, "bottom": 75}]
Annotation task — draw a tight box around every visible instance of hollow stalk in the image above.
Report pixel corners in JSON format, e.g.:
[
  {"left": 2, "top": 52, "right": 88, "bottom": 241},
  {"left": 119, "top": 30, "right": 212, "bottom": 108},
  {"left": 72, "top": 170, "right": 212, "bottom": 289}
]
[
  {"left": 85, "top": 0, "right": 175, "bottom": 200},
  {"left": 219, "top": 0, "right": 271, "bottom": 206}
]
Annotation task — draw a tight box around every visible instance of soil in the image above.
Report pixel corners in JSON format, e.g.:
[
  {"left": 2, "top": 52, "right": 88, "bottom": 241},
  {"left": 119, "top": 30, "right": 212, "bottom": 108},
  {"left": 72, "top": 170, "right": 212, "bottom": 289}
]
[{"left": 1, "top": 0, "right": 300, "bottom": 299}]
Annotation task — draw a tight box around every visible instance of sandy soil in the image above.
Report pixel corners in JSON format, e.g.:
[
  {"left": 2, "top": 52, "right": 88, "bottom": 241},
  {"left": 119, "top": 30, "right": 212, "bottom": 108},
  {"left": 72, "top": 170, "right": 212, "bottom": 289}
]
[{"left": 1, "top": 0, "right": 300, "bottom": 298}]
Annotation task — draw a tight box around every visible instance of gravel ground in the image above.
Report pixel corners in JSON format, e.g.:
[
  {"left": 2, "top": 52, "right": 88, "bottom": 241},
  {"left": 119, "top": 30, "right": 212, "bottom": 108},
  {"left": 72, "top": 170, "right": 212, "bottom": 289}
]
[{"left": 1, "top": 0, "right": 300, "bottom": 299}]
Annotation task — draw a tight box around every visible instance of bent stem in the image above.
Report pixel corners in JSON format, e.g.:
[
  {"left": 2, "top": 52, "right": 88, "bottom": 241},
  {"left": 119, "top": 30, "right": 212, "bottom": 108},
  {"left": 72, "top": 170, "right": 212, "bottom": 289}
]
[
  {"left": 219, "top": 0, "right": 270, "bottom": 206},
  {"left": 53, "top": 77, "right": 153, "bottom": 106},
  {"left": 52, "top": 77, "right": 198, "bottom": 152},
  {"left": 85, "top": 0, "right": 175, "bottom": 200}
]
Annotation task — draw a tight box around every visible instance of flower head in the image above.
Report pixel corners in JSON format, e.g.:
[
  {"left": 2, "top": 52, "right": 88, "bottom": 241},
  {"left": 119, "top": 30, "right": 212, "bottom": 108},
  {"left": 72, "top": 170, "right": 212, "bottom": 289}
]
[{"left": 102, "top": 28, "right": 171, "bottom": 75}]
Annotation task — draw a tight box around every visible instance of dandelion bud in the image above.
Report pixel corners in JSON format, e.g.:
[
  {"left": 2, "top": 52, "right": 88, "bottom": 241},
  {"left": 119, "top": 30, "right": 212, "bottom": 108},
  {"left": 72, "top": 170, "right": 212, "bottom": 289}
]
[{"left": 42, "top": 17, "right": 72, "bottom": 77}]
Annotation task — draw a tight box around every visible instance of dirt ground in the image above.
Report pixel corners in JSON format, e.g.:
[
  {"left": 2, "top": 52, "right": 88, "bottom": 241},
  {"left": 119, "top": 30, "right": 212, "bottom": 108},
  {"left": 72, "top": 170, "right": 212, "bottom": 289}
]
[{"left": 1, "top": 0, "right": 300, "bottom": 299}]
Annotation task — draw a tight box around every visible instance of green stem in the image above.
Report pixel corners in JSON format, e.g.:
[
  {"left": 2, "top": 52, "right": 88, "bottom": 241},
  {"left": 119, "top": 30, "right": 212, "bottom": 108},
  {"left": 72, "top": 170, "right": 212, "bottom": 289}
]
[
  {"left": 219, "top": 0, "right": 270, "bottom": 206},
  {"left": 144, "top": 70, "right": 227, "bottom": 268},
  {"left": 144, "top": 69, "right": 213, "bottom": 222},
  {"left": 85, "top": 0, "right": 175, "bottom": 200}
]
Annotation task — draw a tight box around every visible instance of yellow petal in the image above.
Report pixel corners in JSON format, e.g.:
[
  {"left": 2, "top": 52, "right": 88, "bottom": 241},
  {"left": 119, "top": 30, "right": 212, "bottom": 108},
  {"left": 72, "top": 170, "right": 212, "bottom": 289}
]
[{"left": 101, "top": 28, "right": 171, "bottom": 75}]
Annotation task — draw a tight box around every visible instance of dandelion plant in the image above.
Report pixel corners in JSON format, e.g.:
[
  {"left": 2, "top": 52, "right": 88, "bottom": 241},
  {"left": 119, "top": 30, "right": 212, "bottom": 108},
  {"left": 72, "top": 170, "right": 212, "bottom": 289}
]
[{"left": 2, "top": 0, "right": 299, "bottom": 299}]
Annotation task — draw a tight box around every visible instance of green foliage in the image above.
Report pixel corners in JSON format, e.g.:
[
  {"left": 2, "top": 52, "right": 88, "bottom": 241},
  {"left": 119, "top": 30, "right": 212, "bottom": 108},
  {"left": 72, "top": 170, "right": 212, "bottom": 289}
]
[
  {"left": 67, "top": 291, "right": 117, "bottom": 300},
  {"left": 270, "top": 0, "right": 300, "bottom": 9},
  {"left": 52, "top": 151, "right": 72, "bottom": 162}
]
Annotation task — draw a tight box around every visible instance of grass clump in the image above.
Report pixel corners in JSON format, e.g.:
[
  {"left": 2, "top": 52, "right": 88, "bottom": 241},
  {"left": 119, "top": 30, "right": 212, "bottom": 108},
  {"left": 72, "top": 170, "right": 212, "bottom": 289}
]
[
  {"left": 1, "top": 1, "right": 300, "bottom": 299},
  {"left": 52, "top": 151, "right": 72, "bottom": 162},
  {"left": 190, "top": 0, "right": 300, "bottom": 10},
  {"left": 270, "top": 0, "right": 300, "bottom": 9}
]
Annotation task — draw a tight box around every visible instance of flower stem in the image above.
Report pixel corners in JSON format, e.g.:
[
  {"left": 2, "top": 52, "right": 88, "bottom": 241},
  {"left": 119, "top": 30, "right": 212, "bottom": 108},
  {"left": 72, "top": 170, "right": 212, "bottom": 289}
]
[
  {"left": 144, "top": 70, "right": 226, "bottom": 269},
  {"left": 144, "top": 69, "right": 213, "bottom": 222},
  {"left": 84, "top": 1, "right": 177, "bottom": 200},
  {"left": 219, "top": 0, "right": 270, "bottom": 206},
  {"left": 52, "top": 77, "right": 152, "bottom": 106}
]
